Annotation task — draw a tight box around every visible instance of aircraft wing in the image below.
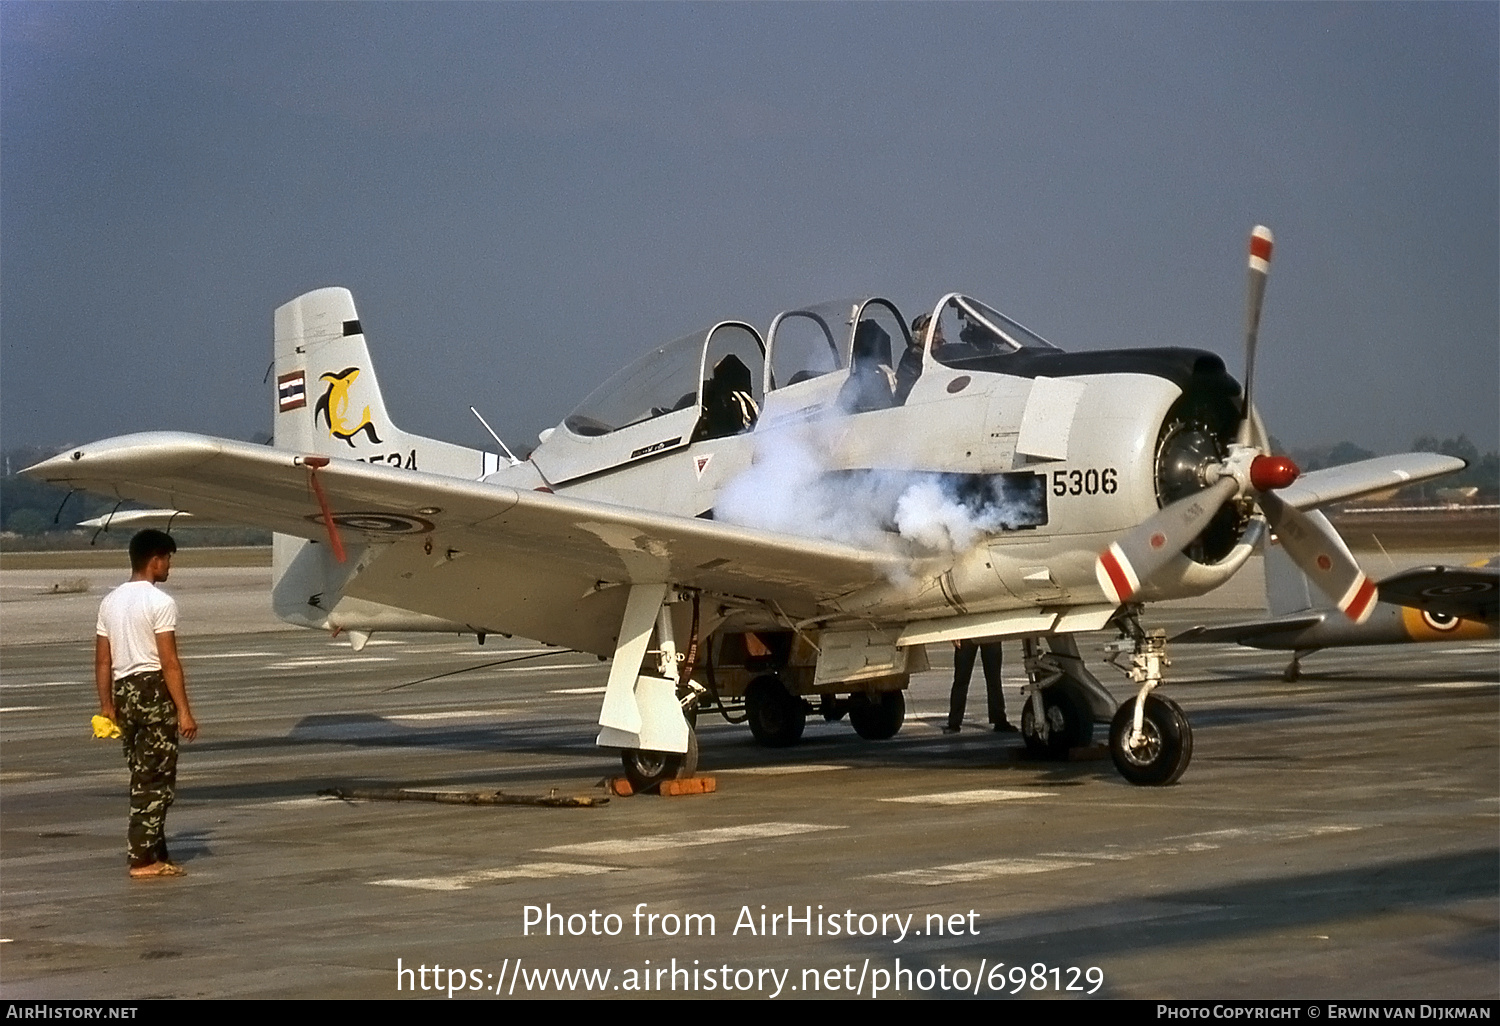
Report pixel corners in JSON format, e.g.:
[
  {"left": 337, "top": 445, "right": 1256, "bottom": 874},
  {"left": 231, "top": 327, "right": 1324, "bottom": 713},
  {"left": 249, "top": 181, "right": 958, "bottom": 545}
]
[
  {"left": 1375, "top": 562, "right": 1499, "bottom": 621},
  {"left": 1277, "top": 453, "right": 1466, "bottom": 511},
  {"left": 1172, "top": 613, "right": 1325, "bottom": 644},
  {"left": 25, "top": 433, "right": 906, "bottom": 632}
]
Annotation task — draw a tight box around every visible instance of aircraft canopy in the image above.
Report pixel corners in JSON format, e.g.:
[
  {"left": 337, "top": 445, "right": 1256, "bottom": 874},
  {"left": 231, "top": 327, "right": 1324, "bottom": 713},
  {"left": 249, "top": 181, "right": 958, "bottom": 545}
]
[
  {"left": 563, "top": 322, "right": 765, "bottom": 438},
  {"left": 921, "top": 293, "right": 1058, "bottom": 366}
]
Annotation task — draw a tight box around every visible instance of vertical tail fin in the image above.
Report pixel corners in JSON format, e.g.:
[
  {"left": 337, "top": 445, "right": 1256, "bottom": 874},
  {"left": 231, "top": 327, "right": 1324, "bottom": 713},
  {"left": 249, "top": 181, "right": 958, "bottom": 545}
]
[
  {"left": 1265, "top": 540, "right": 1320, "bottom": 616},
  {"left": 270, "top": 288, "right": 502, "bottom": 624},
  {"left": 271, "top": 287, "right": 502, "bottom": 478}
]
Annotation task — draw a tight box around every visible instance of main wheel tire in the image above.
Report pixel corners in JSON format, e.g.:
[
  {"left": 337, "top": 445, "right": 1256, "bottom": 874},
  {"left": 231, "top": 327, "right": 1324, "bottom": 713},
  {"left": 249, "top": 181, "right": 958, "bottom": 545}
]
[
  {"left": 621, "top": 730, "right": 700, "bottom": 791},
  {"left": 745, "top": 675, "right": 806, "bottom": 748},
  {"left": 848, "top": 690, "right": 905, "bottom": 740},
  {"left": 1109, "top": 693, "right": 1192, "bottom": 786},
  {"left": 1021, "top": 683, "right": 1094, "bottom": 759}
]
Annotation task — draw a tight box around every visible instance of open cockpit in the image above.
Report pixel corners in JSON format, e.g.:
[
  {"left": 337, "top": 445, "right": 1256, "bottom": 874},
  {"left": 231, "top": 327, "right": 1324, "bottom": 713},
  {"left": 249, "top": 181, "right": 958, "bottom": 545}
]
[{"left": 531, "top": 294, "right": 1058, "bottom": 486}]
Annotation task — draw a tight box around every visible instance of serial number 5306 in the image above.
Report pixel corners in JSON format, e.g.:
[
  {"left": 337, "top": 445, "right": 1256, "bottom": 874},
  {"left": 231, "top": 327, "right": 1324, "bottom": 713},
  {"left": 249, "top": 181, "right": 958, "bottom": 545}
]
[{"left": 1052, "top": 467, "right": 1118, "bottom": 496}]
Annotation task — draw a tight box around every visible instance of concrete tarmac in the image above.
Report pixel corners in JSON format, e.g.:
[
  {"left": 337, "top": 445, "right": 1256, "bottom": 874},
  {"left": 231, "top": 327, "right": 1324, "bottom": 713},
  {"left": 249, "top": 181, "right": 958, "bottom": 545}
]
[{"left": 1, "top": 559, "right": 1495, "bottom": 1000}]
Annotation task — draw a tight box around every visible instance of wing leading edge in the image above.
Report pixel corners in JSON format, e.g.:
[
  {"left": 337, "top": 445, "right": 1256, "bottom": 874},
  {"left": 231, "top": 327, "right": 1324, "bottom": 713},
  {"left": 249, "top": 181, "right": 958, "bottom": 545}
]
[{"left": 25, "top": 432, "right": 907, "bottom": 621}]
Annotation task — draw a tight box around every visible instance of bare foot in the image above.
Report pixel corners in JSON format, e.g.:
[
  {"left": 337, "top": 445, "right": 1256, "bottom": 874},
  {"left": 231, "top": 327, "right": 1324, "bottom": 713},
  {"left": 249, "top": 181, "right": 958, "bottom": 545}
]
[{"left": 128, "top": 861, "right": 186, "bottom": 878}]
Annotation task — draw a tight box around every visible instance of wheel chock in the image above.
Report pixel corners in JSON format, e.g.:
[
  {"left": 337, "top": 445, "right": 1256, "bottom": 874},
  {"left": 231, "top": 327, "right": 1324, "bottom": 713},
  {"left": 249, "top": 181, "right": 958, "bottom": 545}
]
[
  {"left": 658, "top": 776, "right": 717, "bottom": 797},
  {"left": 607, "top": 777, "right": 635, "bottom": 797}
]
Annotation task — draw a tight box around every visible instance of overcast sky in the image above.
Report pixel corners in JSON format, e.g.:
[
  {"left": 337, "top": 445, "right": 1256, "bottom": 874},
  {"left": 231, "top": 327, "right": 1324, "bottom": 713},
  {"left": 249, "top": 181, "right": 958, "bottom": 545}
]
[{"left": 3, "top": 2, "right": 1496, "bottom": 458}]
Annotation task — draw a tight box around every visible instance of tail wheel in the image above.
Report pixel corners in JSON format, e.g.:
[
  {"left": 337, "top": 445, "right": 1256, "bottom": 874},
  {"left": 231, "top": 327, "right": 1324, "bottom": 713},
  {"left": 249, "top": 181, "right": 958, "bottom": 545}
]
[
  {"left": 1020, "top": 682, "right": 1094, "bottom": 759},
  {"left": 621, "top": 730, "right": 699, "bottom": 791},
  {"left": 1109, "top": 693, "right": 1192, "bottom": 786},
  {"left": 848, "top": 690, "right": 904, "bottom": 740},
  {"left": 745, "top": 675, "right": 806, "bottom": 748}
]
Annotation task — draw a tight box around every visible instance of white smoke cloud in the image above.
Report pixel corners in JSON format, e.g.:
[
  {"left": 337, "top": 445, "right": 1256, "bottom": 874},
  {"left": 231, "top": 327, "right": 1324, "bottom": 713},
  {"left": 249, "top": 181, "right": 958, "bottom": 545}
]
[{"left": 714, "top": 414, "right": 1040, "bottom": 556}]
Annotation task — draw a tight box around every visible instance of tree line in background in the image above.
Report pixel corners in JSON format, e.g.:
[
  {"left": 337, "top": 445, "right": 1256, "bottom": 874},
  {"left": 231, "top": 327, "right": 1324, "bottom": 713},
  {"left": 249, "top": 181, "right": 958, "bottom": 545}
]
[
  {"left": 2, "top": 436, "right": 1496, "bottom": 548},
  {"left": 1279, "top": 436, "right": 1499, "bottom": 503}
]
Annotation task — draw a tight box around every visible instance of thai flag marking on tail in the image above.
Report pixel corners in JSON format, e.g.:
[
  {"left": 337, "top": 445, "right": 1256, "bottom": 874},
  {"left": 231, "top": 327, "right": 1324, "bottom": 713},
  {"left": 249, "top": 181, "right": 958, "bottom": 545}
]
[
  {"left": 1096, "top": 543, "right": 1141, "bottom": 605},
  {"left": 278, "top": 371, "right": 307, "bottom": 412}
]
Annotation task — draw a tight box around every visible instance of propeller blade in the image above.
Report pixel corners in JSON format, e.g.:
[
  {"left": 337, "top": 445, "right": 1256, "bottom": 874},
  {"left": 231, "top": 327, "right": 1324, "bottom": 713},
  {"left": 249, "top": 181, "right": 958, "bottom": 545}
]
[
  {"left": 1238, "top": 225, "right": 1274, "bottom": 444},
  {"left": 1258, "top": 491, "right": 1378, "bottom": 623},
  {"left": 1096, "top": 477, "right": 1240, "bottom": 605}
]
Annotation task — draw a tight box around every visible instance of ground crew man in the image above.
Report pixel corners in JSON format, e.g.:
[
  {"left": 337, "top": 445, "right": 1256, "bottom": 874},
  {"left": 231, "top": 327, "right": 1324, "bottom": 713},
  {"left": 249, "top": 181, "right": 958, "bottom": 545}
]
[
  {"left": 95, "top": 529, "right": 197, "bottom": 878},
  {"left": 944, "top": 638, "right": 1015, "bottom": 733}
]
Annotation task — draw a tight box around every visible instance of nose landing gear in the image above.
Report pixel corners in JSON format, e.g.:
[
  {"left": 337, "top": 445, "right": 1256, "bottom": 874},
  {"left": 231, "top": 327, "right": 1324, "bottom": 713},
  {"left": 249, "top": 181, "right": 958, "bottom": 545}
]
[{"left": 1104, "top": 613, "right": 1193, "bottom": 785}]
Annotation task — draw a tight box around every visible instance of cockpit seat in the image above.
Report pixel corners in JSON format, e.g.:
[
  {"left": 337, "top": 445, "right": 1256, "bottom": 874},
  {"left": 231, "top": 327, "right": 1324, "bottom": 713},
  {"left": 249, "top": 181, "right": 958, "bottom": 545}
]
[
  {"left": 837, "top": 319, "right": 896, "bottom": 413},
  {"left": 694, "top": 354, "right": 760, "bottom": 442}
]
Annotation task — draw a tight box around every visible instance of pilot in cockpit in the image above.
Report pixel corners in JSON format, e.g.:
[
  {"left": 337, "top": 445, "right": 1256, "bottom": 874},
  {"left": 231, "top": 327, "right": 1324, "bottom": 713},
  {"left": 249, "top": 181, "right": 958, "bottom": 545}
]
[{"left": 895, "top": 311, "right": 947, "bottom": 405}]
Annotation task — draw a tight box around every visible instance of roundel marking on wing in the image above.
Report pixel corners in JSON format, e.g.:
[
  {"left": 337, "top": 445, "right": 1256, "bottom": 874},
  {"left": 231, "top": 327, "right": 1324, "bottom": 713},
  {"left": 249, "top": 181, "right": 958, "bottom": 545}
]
[
  {"left": 1420, "top": 609, "right": 1462, "bottom": 632},
  {"left": 304, "top": 511, "right": 435, "bottom": 534},
  {"left": 1416, "top": 580, "right": 1494, "bottom": 599}
]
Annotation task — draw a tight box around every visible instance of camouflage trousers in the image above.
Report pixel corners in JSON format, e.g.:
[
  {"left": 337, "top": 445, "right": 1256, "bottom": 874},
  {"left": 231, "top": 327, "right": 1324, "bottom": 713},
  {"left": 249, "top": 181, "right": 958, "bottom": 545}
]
[{"left": 113, "top": 671, "right": 178, "bottom": 867}]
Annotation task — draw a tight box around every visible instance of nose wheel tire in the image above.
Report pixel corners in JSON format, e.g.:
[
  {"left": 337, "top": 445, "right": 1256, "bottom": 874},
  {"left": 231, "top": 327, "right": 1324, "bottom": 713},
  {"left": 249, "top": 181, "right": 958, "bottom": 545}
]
[
  {"left": 745, "top": 675, "right": 806, "bottom": 748},
  {"left": 848, "top": 690, "right": 905, "bottom": 740},
  {"left": 1021, "top": 683, "right": 1094, "bottom": 759},
  {"left": 621, "top": 730, "right": 699, "bottom": 791},
  {"left": 1109, "top": 693, "right": 1192, "bottom": 786}
]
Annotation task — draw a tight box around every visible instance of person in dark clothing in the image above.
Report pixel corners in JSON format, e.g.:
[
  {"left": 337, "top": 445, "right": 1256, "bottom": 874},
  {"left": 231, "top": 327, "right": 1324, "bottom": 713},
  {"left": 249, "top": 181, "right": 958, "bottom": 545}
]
[
  {"left": 895, "top": 312, "right": 946, "bottom": 405},
  {"left": 944, "top": 638, "right": 1015, "bottom": 733}
]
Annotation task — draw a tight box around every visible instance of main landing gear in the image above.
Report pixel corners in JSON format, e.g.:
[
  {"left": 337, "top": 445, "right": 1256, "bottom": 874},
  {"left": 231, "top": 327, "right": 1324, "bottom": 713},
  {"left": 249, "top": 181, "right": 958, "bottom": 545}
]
[
  {"left": 741, "top": 674, "right": 906, "bottom": 745},
  {"left": 1019, "top": 636, "right": 1108, "bottom": 760},
  {"left": 598, "top": 585, "right": 705, "bottom": 792},
  {"left": 621, "top": 728, "right": 699, "bottom": 792},
  {"left": 1103, "top": 611, "right": 1193, "bottom": 786},
  {"left": 745, "top": 674, "right": 805, "bottom": 748}
]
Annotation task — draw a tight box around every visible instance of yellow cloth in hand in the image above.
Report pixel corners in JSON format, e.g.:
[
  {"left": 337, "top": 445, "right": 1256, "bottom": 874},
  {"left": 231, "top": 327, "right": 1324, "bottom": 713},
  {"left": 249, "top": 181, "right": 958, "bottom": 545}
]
[{"left": 92, "top": 714, "right": 121, "bottom": 739}]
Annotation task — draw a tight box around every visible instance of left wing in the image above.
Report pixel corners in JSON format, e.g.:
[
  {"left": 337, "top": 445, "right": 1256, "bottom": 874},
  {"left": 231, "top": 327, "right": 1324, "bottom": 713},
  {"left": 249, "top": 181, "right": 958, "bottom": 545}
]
[{"left": 26, "top": 432, "right": 907, "bottom": 654}]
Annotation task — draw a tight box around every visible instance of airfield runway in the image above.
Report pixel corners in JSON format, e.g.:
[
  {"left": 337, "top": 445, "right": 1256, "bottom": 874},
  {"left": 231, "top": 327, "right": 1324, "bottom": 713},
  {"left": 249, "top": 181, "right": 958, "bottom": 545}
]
[{"left": 1, "top": 553, "right": 1495, "bottom": 1000}]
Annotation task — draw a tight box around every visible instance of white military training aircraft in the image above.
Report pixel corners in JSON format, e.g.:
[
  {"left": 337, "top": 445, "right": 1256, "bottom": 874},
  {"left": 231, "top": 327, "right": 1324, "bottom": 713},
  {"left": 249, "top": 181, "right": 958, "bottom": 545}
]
[{"left": 28, "top": 227, "right": 1465, "bottom": 788}]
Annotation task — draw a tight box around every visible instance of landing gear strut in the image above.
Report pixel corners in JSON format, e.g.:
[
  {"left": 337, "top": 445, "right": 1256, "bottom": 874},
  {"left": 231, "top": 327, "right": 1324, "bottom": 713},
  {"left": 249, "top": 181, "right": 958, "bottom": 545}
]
[
  {"left": 1018, "top": 637, "right": 1105, "bottom": 759},
  {"left": 1104, "top": 610, "right": 1193, "bottom": 785},
  {"left": 1283, "top": 647, "right": 1318, "bottom": 683},
  {"left": 600, "top": 585, "right": 703, "bottom": 789}
]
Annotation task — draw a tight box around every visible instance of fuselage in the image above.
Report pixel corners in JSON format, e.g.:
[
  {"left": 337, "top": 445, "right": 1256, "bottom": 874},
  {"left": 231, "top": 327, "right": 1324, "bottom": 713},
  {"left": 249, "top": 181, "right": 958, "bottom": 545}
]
[{"left": 494, "top": 295, "right": 1259, "bottom": 628}]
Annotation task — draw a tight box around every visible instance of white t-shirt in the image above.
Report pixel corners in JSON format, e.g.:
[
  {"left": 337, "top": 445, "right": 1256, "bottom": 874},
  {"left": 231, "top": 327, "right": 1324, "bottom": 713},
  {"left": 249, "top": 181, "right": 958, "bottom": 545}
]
[{"left": 96, "top": 581, "right": 178, "bottom": 678}]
